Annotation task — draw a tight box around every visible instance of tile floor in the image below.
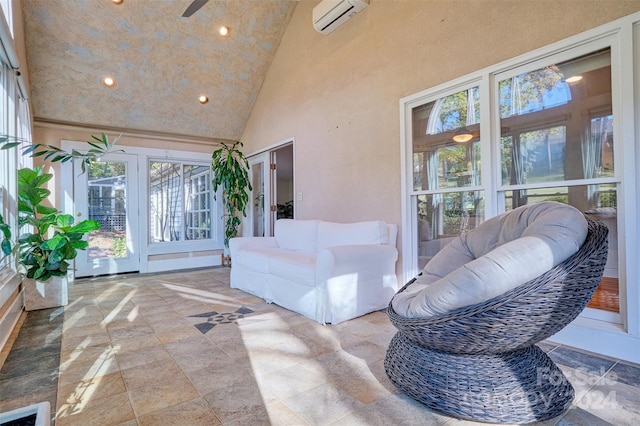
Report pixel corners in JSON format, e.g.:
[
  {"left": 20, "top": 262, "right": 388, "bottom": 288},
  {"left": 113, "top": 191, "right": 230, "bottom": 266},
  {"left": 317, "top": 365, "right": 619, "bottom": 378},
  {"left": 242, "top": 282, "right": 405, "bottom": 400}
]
[{"left": 0, "top": 267, "right": 639, "bottom": 425}]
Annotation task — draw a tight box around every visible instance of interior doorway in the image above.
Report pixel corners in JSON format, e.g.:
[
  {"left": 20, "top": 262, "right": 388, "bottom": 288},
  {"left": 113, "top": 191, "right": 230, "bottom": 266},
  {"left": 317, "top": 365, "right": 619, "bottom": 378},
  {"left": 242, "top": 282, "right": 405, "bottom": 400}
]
[{"left": 247, "top": 142, "right": 294, "bottom": 237}]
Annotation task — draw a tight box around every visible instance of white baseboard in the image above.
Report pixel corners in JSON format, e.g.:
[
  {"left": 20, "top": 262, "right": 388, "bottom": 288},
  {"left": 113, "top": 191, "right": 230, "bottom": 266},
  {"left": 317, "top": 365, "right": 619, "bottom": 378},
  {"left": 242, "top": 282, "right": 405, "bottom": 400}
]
[
  {"left": 147, "top": 255, "right": 222, "bottom": 274},
  {"left": 0, "top": 285, "right": 23, "bottom": 353},
  {"left": 548, "top": 317, "right": 640, "bottom": 364}
]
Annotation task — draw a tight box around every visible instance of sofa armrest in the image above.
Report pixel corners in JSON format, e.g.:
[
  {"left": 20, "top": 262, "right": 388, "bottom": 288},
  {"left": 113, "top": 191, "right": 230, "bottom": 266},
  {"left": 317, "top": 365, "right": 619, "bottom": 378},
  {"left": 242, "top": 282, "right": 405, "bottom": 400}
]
[
  {"left": 229, "top": 236, "right": 278, "bottom": 258},
  {"left": 316, "top": 244, "right": 399, "bottom": 323}
]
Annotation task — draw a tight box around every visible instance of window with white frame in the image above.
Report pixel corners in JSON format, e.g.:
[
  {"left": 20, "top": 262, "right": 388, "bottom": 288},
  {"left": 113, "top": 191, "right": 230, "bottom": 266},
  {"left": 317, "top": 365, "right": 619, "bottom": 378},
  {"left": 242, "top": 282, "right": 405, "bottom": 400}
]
[
  {"left": 0, "top": 8, "right": 32, "bottom": 274},
  {"left": 495, "top": 48, "right": 619, "bottom": 318},
  {"left": 185, "top": 167, "right": 211, "bottom": 240},
  {"left": 404, "top": 39, "right": 623, "bottom": 319},
  {"left": 148, "top": 160, "right": 212, "bottom": 243},
  {"left": 411, "top": 86, "right": 484, "bottom": 269}
]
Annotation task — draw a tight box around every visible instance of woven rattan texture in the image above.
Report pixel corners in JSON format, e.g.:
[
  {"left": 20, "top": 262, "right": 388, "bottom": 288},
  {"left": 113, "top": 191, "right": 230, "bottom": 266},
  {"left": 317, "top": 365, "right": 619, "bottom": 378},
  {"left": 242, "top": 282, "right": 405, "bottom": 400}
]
[
  {"left": 385, "top": 333, "right": 574, "bottom": 423},
  {"left": 384, "top": 219, "right": 609, "bottom": 424},
  {"left": 387, "top": 220, "right": 609, "bottom": 355}
]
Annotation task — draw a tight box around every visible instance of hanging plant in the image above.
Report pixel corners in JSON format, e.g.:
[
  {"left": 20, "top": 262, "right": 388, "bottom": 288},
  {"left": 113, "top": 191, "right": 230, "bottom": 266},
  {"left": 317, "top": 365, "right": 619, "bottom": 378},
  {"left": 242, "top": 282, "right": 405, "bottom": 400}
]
[{"left": 211, "top": 141, "right": 252, "bottom": 248}]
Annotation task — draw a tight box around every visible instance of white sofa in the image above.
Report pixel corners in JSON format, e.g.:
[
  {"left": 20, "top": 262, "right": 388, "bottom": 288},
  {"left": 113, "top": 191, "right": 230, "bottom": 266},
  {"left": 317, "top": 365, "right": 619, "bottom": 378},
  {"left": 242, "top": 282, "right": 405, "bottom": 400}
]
[{"left": 229, "top": 219, "right": 399, "bottom": 324}]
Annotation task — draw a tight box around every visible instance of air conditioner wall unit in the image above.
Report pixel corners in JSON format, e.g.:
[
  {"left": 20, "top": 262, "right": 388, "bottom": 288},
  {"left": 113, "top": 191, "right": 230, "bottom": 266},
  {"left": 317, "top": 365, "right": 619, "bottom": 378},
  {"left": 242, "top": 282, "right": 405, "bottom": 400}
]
[{"left": 312, "top": 0, "right": 369, "bottom": 35}]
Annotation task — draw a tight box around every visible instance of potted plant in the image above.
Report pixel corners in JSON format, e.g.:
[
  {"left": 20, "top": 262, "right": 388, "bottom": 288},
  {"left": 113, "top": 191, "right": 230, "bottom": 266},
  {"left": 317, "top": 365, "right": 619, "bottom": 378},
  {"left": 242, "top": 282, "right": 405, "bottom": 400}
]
[
  {"left": 17, "top": 167, "right": 100, "bottom": 310},
  {"left": 211, "top": 141, "right": 252, "bottom": 264}
]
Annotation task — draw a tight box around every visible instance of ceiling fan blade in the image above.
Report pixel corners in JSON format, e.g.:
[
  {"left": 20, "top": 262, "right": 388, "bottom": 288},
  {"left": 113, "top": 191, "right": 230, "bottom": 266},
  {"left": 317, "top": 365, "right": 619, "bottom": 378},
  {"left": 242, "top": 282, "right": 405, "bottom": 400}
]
[{"left": 182, "top": 0, "right": 209, "bottom": 17}]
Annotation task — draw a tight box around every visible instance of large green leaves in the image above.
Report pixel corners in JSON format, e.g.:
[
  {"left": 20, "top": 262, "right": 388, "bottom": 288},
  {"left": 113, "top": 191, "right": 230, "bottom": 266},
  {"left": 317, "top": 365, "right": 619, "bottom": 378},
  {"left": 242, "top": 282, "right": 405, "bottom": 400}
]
[
  {"left": 17, "top": 167, "right": 101, "bottom": 281},
  {"left": 69, "top": 219, "right": 100, "bottom": 234},
  {"left": 3, "top": 133, "right": 118, "bottom": 277},
  {"left": 3, "top": 133, "right": 123, "bottom": 174},
  {"left": 0, "top": 214, "right": 11, "bottom": 257},
  {"left": 0, "top": 238, "right": 10, "bottom": 256},
  {"left": 40, "top": 234, "right": 67, "bottom": 251},
  {"left": 211, "top": 141, "right": 252, "bottom": 247},
  {"left": 17, "top": 167, "right": 52, "bottom": 213}
]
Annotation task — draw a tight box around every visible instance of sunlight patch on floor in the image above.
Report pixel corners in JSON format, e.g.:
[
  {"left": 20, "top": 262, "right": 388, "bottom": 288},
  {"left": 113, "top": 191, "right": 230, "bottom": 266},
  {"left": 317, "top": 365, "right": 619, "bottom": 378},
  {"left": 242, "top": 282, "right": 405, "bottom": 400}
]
[{"left": 100, "top": 291, "right": 136, "bottom": 327}]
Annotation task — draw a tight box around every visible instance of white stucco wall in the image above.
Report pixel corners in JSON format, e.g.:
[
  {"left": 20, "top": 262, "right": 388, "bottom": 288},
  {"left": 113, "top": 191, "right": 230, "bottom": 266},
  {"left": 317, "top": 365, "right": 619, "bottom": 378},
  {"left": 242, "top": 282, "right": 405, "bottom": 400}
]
[{"left": 240, "top": 0, "right": 640, "bottom": 261}]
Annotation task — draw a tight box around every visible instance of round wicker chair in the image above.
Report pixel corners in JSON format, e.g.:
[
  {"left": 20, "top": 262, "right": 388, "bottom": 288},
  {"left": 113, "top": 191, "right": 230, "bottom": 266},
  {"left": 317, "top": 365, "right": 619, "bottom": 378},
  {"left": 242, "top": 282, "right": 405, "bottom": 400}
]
[{"left": 385, "top": 219, "right": 609, "bottom": 424}]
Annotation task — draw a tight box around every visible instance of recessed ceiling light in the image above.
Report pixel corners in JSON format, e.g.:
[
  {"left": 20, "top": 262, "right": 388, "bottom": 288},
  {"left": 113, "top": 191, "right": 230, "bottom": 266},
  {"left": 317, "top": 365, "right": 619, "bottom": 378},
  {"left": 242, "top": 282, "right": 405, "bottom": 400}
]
[
  {"left": 198, "top": 95, "right": 209, "bottom": 104},
  {"left": 111, "top": 0, "right": 124, "bottom": 4},
  {"left": 565, "top": 75, "right": 583, "bottom": 83},
  {"left": 102, "top": 76, "right": 115, "bottom": 88},
  {"left": 219, "top": 26, "right": 230, "bottom": 37}
]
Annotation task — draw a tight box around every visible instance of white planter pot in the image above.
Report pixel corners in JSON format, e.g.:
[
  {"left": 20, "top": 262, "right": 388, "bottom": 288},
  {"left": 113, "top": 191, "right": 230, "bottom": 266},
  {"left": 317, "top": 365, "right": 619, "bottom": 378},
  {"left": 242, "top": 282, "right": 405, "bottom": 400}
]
[{"left": 22, "top": 276, "right": 69, "bottom": 311}]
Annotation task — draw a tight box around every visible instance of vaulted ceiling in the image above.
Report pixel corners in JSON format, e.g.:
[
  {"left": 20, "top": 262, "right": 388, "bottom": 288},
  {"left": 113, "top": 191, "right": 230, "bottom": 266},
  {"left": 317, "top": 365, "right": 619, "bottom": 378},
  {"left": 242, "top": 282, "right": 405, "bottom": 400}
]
[{"left": 21, "top": 0, "right": 297, "bottom": 143}]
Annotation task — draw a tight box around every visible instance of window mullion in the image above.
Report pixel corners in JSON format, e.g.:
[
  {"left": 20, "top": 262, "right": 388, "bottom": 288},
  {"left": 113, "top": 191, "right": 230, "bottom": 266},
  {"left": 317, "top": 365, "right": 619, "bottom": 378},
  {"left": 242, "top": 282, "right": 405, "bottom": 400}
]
[{"left": 180, "top": 163, "right": 185, "bottom": 242}]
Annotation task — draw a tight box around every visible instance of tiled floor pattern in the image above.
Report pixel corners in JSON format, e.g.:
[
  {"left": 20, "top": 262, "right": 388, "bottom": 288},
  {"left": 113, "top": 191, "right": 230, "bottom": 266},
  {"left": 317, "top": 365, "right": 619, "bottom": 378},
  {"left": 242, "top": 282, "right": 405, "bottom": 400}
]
[
  {"left": 0, "top": 306, "right": 63, "bottom": 425},
  {"left": 0, "top": 267, "right": 639, "bottom": 425}
]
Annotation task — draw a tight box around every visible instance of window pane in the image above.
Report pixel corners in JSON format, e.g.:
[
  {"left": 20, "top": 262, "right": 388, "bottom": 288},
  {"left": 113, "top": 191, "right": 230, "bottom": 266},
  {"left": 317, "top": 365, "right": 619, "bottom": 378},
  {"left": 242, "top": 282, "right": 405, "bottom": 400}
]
[
  {"left": 184, "top": 164, "right": 211, "bottom": 241},
  {"left": 251, "top": 162, "right": 265, "bottom": 237},
  {"left": 500, "top": 48, "right": 613, "bottom": 185},
  {"left": 149, "top": 162, "right": 183, "bottom": 242},
  {"left": 503, "top": 183, "right": 618, "bottom": 313},
  {"left": 412, "top": 87, "right": 481, "bottom": 191},
  {"left": 87, "top": 161, "right": 127, "bottom": 259},
  {"left": 502, "top": 183, "right": 616, "bottom": 211},
  {"left": 417, "top": 191, "right": 484, "bottom": 269}
]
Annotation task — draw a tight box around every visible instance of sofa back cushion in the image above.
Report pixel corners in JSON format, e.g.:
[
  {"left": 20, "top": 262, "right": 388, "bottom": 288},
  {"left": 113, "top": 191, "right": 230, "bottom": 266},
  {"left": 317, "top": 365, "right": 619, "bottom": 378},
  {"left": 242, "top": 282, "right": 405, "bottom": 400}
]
[
  {"left": 317, "top": 221, "right": 389, "bottom": 250},
  {"left": 274, "top": 219, "right": 320, "bottom": 253}
]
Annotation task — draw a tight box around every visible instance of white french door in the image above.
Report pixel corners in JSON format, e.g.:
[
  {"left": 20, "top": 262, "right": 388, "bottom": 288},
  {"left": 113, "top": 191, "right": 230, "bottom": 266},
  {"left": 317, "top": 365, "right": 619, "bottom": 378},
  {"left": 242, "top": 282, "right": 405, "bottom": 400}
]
[
  {"left": 72, "top": 152, "right": 140, "bottom": 277},
  {"left": 246, "top": 142, "right": 294, "bottom": 237},
  {"left": 247, "top": 152, "right": 273, "bottom": 237}
]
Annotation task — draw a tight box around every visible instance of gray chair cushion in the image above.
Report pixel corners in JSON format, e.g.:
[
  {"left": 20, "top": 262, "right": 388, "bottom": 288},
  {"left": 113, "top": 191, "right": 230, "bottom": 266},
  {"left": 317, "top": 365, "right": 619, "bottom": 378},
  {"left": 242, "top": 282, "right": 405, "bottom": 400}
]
[{"left": 392, "top": 202, "right": 588, "bottom": 318}]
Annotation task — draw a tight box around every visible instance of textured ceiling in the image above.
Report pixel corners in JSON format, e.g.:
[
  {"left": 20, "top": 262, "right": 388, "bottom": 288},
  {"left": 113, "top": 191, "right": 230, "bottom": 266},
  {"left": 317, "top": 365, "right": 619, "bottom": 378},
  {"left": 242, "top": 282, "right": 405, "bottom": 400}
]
[{"left": 21, "top": 0, "right": 297, "bottom": 142}]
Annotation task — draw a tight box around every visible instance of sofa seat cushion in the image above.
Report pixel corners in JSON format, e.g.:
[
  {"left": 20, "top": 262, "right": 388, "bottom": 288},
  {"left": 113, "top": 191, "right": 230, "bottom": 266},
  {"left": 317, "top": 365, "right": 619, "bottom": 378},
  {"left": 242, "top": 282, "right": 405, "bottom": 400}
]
[
  {"left": 268, "top": 250, "right": 317, "bottom": 287},
  {"left": 317, "top": 220, "right": 388, "bottom": 250},
  {"left": 392, "top": 202, "right": 588, "bottom": 318},
  {"left": 233, "top": 248, "right": 283, "bottom": 274}
]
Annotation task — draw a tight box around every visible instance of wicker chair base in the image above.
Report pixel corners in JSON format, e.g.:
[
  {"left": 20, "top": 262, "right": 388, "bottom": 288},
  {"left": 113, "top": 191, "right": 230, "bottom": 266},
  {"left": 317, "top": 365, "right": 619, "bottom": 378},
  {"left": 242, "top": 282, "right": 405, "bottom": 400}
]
[{"left": 385, "top": 333, "right": 574, "bottom": 424}]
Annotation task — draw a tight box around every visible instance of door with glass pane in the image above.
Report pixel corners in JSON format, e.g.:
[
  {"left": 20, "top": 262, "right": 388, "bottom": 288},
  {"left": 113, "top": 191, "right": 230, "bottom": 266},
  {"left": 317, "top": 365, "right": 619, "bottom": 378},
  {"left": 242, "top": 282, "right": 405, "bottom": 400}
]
[
  {"left": 73, "top": 153, "right": 139, "bottom": 277},
  {"left": 249, "top": 154, "right": 268, "bottom": 237},
  {"left": 248, "top": 152, "right": 272, "bottom": 237},
  {"left": 246, "top": 143, "right": 294, "bottom": 237},
  {"left": 273, "top": 144, "right": 294, "bottom": 221}
]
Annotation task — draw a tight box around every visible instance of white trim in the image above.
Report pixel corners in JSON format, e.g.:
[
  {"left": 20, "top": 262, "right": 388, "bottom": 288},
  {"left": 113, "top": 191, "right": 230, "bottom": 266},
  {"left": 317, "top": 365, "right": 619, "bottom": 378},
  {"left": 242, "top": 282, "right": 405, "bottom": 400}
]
[
  {"left": 245, "top": 136, "right": 295, "bottom": 158},
  {"left": 498, "top": 178, "right": 619, "bottom": 192},
  {"left": 0, "top": 8, "right": 18, "bottom": 68},
  {"left": 580, "top": 306, "right": 621, "bottom": 323},
  {"left": 147, "top": 254, "right": 222, "bottom": 274},
  {"left": 399, "top": 97, "right": 414, "bottom": 284},
  {"left": 549, "top": 317, "right": 640, "bottom": 364},
  {"left": 246, "top": 152, "right": 271, "bottom": 238},
  {"left": 625, "top": 20, "right": 640, "bottom": 339},
  {"left": 0, "top": 270, "right": 22, "bottom": 353}
]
